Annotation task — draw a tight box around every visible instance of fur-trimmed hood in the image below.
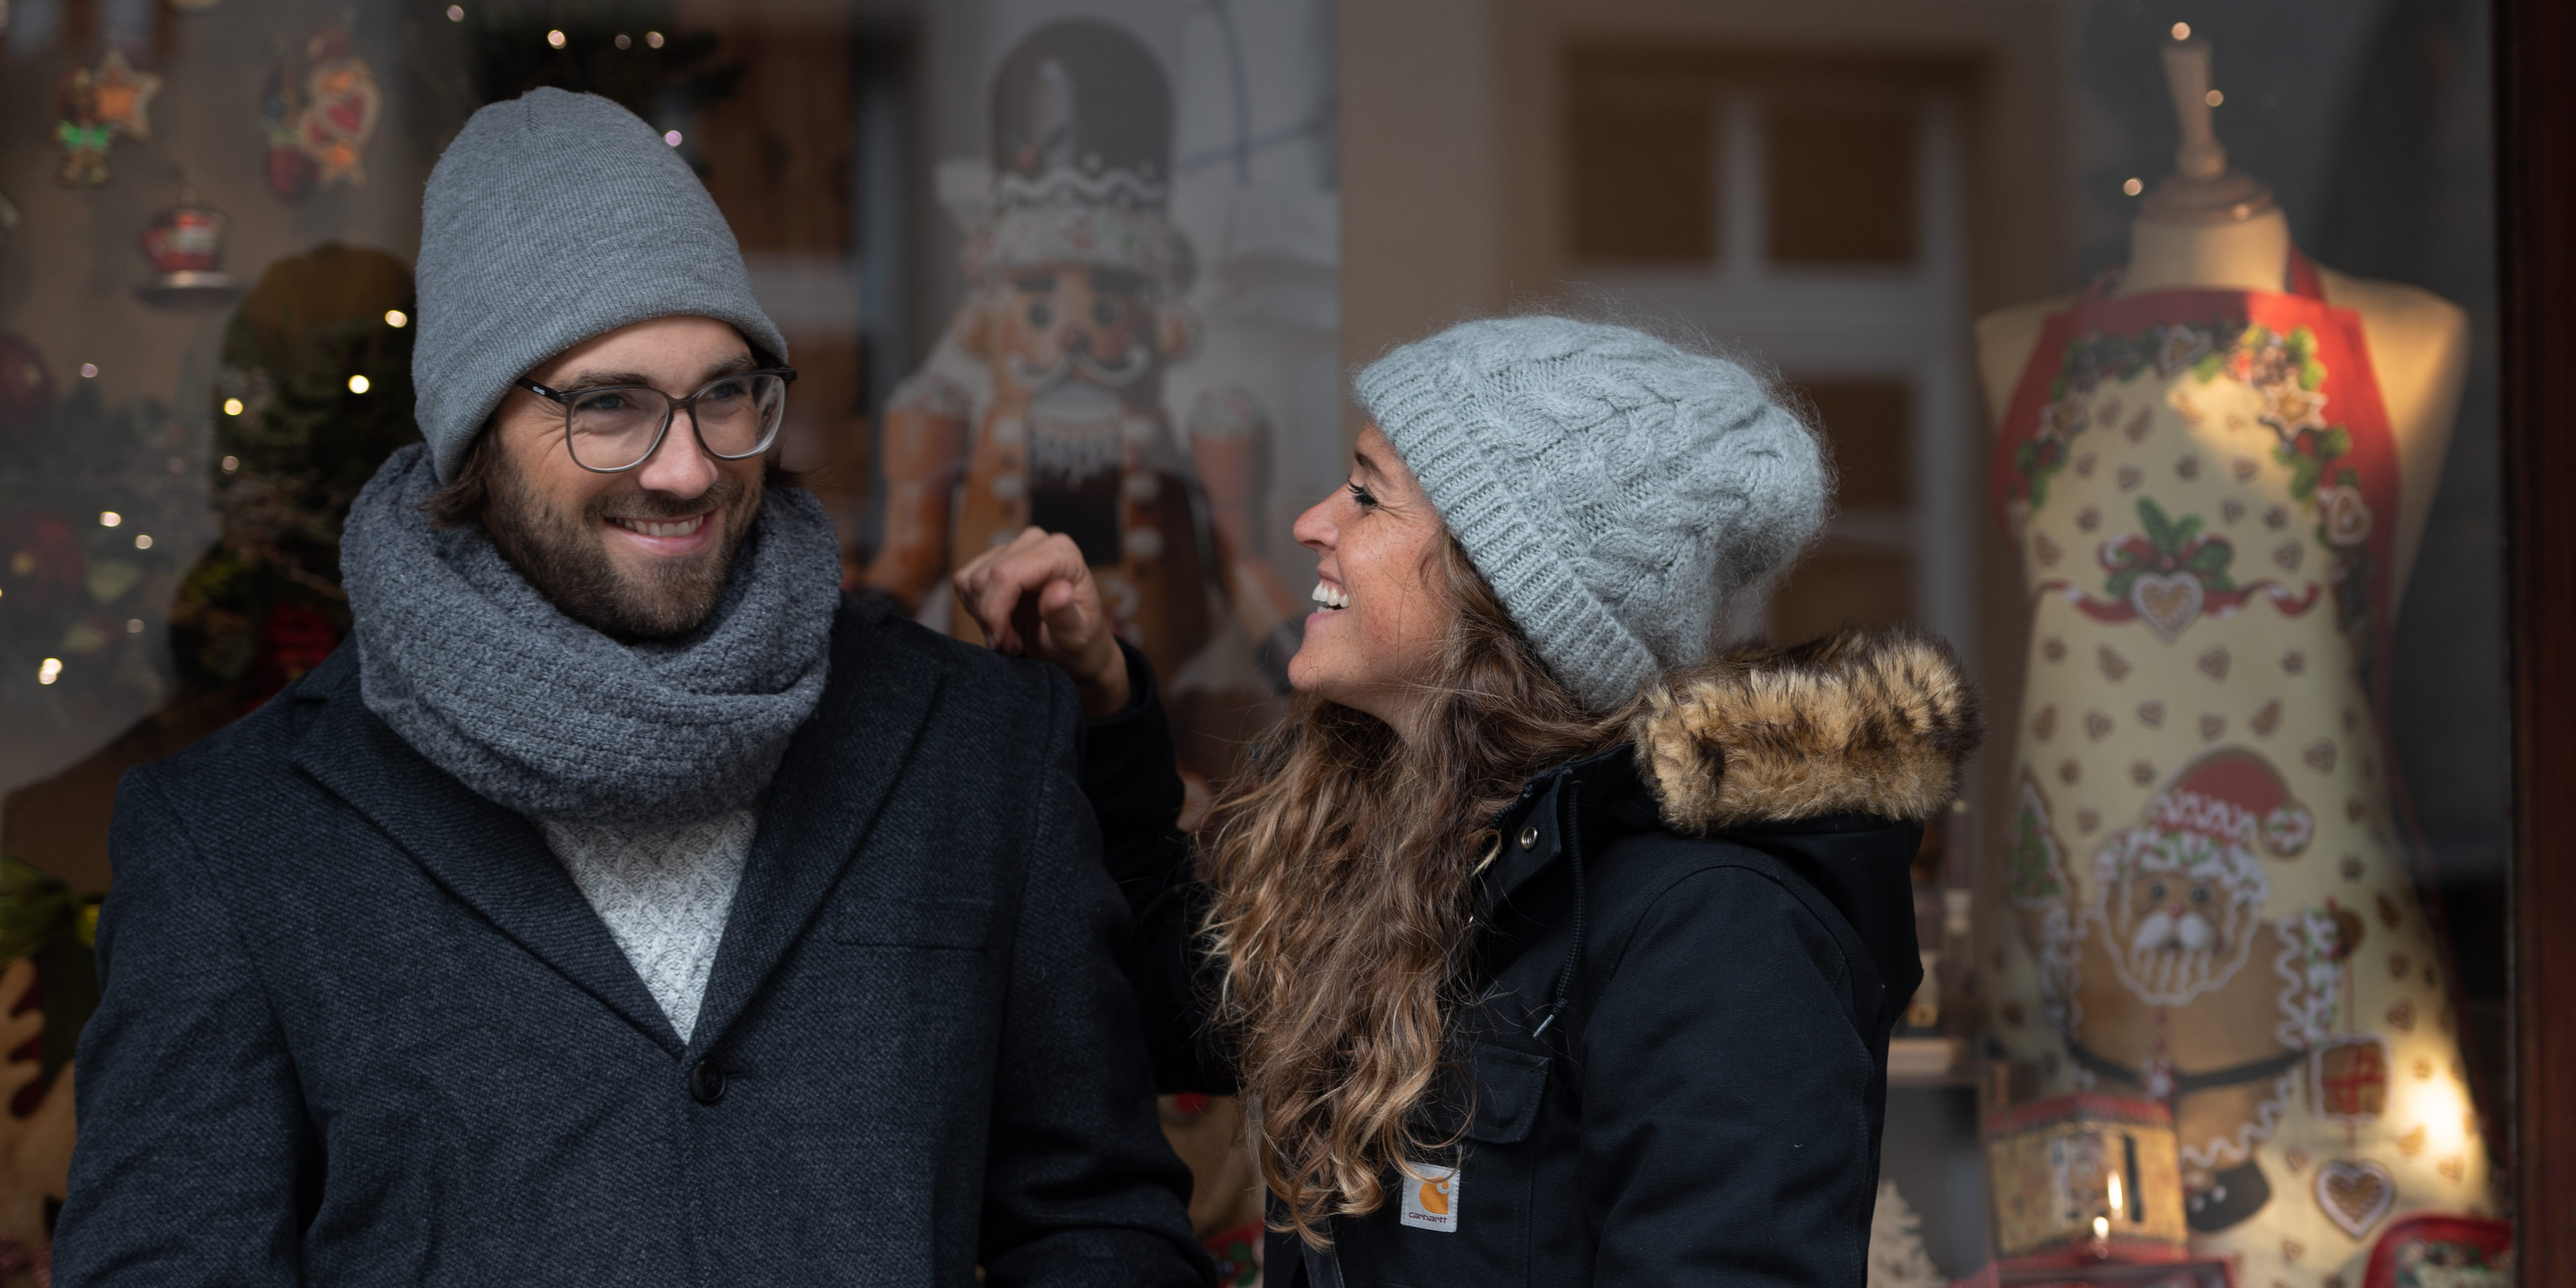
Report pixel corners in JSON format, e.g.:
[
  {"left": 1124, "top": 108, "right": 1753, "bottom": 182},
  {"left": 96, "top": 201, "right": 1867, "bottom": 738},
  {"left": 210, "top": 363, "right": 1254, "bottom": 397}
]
[{"left": 1631, "top": 629, "right": 1983, "bottom": 833}]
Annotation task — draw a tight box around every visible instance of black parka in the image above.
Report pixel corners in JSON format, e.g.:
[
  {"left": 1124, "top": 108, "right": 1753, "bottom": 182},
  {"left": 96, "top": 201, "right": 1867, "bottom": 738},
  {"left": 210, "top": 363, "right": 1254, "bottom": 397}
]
[{"left": 1082, "top": 630, "right": 1981, "bottom": 1287}]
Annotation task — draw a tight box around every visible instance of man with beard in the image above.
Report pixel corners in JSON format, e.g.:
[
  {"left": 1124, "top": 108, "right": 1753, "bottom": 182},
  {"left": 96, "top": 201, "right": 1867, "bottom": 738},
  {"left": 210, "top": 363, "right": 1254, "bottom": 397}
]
[{"left": 53, "top": 89, "right": 1208, "bottom": 1287}]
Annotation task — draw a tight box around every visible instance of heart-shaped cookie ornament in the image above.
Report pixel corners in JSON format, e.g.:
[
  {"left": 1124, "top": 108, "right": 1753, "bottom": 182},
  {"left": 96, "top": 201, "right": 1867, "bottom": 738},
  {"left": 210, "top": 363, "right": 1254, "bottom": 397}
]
[
  {"left": 2131, "top": 572, "right": 2205, "bottom": 643},
  {"left": 2314, "top": 1159, "right": 2395, "bottom": 1239}
]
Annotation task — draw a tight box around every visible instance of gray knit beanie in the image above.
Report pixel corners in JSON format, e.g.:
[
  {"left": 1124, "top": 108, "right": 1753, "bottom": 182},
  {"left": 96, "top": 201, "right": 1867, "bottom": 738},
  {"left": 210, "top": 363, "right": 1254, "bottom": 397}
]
[
  {"left": 412, "top": 88, "right": 788, "bottom": 482},
  {"left": 1354, "top": 317, "right": 1828, "bottom": 711}
]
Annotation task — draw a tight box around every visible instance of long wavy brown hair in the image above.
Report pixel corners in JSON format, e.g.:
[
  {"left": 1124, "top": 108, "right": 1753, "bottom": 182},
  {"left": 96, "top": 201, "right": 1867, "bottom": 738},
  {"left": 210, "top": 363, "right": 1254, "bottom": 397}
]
[{"left": 1203, "top": 534, "right": 1634, "bottom": 1245}]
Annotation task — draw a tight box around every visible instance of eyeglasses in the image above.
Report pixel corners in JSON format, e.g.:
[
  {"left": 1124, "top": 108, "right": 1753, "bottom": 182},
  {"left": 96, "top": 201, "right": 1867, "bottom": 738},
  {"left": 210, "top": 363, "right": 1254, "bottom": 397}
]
[{"left": 514, "top": 368, "right": 797, "bottom": 473}]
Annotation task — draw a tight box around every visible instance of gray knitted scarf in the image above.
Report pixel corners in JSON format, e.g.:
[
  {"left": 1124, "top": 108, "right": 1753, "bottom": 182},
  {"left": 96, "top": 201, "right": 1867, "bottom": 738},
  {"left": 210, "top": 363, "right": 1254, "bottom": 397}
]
[{"left": 340, "top": 444, "right": 840, "bottom": 827}]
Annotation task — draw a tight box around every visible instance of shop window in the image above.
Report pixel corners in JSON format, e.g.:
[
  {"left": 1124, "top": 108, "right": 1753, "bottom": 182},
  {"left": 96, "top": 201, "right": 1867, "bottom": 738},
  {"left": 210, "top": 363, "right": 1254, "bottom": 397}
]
[
  {"left": 1565, "top": 53, "right": 1716, "bottom": 262},
  {"left": 1767, "top": 103, "right": 1916, "bottom": 264},
  {"left": 1799, "top": 378, "right": 1913, "bottom": 510}
]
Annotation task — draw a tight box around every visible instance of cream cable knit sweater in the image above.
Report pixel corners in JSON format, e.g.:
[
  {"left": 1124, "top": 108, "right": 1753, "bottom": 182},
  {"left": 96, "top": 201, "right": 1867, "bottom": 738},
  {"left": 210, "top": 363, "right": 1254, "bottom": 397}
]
[{"left": 541, "top": 809, "right": 757, "bottom": 1042}]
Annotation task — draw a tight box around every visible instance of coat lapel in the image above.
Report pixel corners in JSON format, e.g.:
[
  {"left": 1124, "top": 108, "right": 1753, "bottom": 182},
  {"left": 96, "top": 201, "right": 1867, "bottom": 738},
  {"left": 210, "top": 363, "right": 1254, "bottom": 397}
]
[
  {"left": 289, "top": 654, "right": 684, "bottom": 1053},
  {"left": 682, "top": 600, "right": 943, "bottom": 1060}
]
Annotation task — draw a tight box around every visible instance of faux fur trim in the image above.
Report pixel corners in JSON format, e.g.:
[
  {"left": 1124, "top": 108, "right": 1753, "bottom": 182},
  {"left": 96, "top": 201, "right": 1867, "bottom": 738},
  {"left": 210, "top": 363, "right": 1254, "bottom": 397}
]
[{"left": 1632, "top": 629, "right": 1983, "bottom": 832}]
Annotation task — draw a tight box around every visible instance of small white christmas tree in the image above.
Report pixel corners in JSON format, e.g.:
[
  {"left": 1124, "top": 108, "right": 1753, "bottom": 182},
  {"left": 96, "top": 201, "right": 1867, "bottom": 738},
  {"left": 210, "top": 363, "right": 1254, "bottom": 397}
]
[{"left": 1868, "top": 1179, "right": 1946, "bottom": 1288}]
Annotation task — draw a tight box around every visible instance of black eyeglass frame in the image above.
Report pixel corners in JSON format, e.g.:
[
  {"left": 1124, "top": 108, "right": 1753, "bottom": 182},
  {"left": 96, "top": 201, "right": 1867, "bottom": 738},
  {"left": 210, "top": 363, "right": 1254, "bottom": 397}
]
[{"left": 513, "top": 367, "right": 799, "bottom": 474}]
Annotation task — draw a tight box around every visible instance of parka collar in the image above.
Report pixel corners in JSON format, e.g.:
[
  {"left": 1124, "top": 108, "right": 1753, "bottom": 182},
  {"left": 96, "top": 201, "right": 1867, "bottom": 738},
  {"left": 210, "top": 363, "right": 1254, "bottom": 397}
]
[{"left": 1483, "top": 629, "right": 1982, "bottom": 909}]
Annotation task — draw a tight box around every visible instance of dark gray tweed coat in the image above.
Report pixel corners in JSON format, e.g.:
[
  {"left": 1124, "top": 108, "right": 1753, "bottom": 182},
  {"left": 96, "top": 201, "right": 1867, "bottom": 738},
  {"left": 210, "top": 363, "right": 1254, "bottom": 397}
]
[{"left": 53, "top": 594, "right": 1209, "bottom": 1288}]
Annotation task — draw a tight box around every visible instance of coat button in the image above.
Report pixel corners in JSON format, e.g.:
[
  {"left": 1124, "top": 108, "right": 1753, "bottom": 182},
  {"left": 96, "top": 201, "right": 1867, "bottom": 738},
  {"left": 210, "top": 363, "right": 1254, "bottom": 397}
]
[
  {"left": 688, "top": 1061, "right": 727, "bottom": 1105},
  {"left": 1519, "top": 824, "right": 1540, "bottom": 850}
]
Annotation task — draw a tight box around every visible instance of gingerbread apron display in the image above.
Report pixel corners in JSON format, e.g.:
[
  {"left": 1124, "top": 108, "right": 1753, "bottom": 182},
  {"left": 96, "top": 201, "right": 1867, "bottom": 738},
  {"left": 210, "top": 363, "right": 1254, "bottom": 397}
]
[{"left": 1985, "top": 253, "right": 2493, "bottom": 1285}]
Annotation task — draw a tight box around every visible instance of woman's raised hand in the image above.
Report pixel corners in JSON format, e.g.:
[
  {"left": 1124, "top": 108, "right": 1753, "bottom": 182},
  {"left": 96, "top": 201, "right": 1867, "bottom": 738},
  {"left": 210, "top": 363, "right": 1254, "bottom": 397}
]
[{"left": 951, "top": 527, "right": 1132, "bottom": 717}]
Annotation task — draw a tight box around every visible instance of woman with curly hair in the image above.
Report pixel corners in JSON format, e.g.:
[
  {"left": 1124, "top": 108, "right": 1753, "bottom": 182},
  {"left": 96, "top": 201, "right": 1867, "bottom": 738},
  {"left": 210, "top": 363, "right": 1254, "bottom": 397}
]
[{"left": 956, "top": 316, "right": 1982, "bottom": 1285}]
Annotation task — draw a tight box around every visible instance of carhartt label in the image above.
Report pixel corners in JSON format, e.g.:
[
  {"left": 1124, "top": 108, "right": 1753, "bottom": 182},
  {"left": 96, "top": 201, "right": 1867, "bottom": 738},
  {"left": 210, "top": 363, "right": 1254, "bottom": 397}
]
[{"left": 1398, "top": 1164, "right": 1459, "bottom": 1232}]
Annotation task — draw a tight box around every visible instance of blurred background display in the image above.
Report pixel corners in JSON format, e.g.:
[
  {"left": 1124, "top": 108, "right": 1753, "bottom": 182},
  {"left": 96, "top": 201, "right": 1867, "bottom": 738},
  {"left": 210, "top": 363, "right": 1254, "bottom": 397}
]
[{"left": 0, "top": 0, "right": 2525, "bottom": 1284}]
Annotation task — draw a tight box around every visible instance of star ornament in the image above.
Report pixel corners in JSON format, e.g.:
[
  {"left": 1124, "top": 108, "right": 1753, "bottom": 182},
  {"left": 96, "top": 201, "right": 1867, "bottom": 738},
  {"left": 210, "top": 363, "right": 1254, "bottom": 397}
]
[{"left": 91, "top": 48, "right": 162, "bottom": 142}]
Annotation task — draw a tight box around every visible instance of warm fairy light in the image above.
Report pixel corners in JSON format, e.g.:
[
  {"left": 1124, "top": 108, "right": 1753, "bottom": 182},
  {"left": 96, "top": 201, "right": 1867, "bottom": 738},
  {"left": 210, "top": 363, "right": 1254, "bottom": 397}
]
[
  {"left": 447, "top": 4, "right": 463, "bottom": 19},
  {"left": 546, "top": 29, "right": 567, "bottom": 49},
  {"left": 2122, "top": 177, "right": 2144, "bottom": 197},
  {"left": 2408, "top": 1070, "right": 2472, "bottom": 1158},
  {"left": 616, "top": 33, "right": 632, "bottom": 49},
  {"left": 646, "top": 30, "right": 664, "bottom": 48},
  {"left": 348, "top": 374, "right": 371, "bottom": 394},
  {"left": 385, "top": 309, "right": 408, "bottom": 328},
  {"left": 37, "top": 659, "right": 61, "bottom": 685},
  {"left": 2092, "top": 1215, "right": 2109, "bottom": 1240},
  {"left": 2107, "top": 1172, "right": 2123, "bottom": 1214},
  {"left": 221, "top": 455, "right": 240, "bottom": 473},
  {"left": 2205, "top": 89, "right": 2225, "bottom": 107},
  {"left": 79, "top": 363, "right": 97, "bottom": 379},
  {"left": 664, "top": 131, "right": 683, "bottom": 147},
  {"left": 223, "top": 397, "right": 245, "bottom": 415},
  {"left": 2171, "top": 22, "right": 2191, "bottom": 40},
  {"left": 133, "top": 534, "right": 152, "bottom": 550},
  {"left": 98, "top": 511, "right": 121, "bottom": 528},
  {"left": 125, "top": 618, "right": 143, "bottom": 634}
]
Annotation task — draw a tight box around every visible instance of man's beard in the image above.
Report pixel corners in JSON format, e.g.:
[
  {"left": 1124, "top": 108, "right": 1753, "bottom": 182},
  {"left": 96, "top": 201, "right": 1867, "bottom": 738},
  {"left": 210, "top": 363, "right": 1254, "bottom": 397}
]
[{"left": 481, "top": 461, "right": 762, "bottom": 641}]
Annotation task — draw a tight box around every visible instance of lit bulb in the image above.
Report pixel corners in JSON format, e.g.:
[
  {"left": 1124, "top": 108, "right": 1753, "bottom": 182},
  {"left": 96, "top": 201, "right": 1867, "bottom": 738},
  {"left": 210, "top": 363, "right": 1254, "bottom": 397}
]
[
  {"left": 80, "top": 363, "right": 98, "bottom": 379},
  {"left": 37, "top": 658, "right": 62, "bottom": 685},
  {"left": 616, "top": 33, "right": 631, "bottom": 49},
  {"left": 133, "top": 534, "right": 152, "bottom": 550},
  {"left": 646, "top": 30, "right": 664, "bottom": 48},
  {"left": 547, "top": 28, "right": 567, "bottom": 48},
  {"left": 2092, "top": 1215, "right": 2109, "bottom": 1240},
  {"left": 2122, "top": 177, "right": 2144, "bottom": 197},
  {"left": 99, "top": 511, "right": 121, "bottom": 528},
  {"left": 2107, "top": 1173, "right": 2123, "bottom": 1214},
  {"left": 2172, "top": 22, "right": 2191, "bottom": 40},
  {"left": 223, "top": 398, "right": 245, "bottom": 416},
  {"left": 447, "top": 4, "right": 463, "bottom": 19},
  {"left": 385, "top": 309, "right": 408, "bottom": 328},
  {"left": 2205, "top": 89, "right": 2224, "bottom": 107},
  {"left": 221, "top": 455, "right": 241, "bottom": 473},
  {"left": 664, "top": 130, "right": 683, "bottom": 147},
  {"left": 348, "top": 374, "right": 371, "bottom": 394}
]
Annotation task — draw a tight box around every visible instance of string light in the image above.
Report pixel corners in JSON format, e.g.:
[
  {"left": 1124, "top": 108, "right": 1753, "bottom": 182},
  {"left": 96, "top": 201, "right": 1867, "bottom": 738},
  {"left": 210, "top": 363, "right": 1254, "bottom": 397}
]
[
  {"left": 546, "top": 29, "right": 567, "bottom": 49},
  {"left": 447, "top": 4, "right": 463, "bottom": 19},
  {"left": 221, "top": 455, "right": 240, "bottom": 473},
  {"left": 133, "top": 534, "right": 152, "bottom": 550},
  {"left": 2205, "top": 89, "right": 2224, "bottom": 106},
  {"left": 223, "top": 398, "right": 245, "bottom": 415},
  {"left": 37, "top": 659, "right": 62, "bottom": 685},
  {"left": 664, "top": 131, "right": 683, "bottom": 147},
  {"left": 646, "top": 31, "right": 664, "bottom": 48},
  {"left": 348, "top": 374, "right": 371, "bottom": 394},
  {"left": 98, "top": 511, "right": 121, "bottom": 528},
  {"left": 385, "top": 309, "right": 408, "bottom": 328},
  {"left": 79, "top": 363, "right": 97, "bottom": 379},
  {"left": 2171, "top": 21, "right": 2191, "bottom": 39},
  {"left": 126, "top": 619, "right": 143, "bottom": 634},
  {"left": 616, "top": 33, "right": 631, "bottom": 49},
  {"left": 2122, "top": 177, "right": 2144, "bottom": 196}
]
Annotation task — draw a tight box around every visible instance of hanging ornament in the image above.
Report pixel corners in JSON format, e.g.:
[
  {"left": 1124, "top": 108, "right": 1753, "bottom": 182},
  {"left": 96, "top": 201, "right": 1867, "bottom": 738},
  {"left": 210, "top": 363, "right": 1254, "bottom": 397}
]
[
  {"left": 53, "top": 71, "right": 113, "bottom": 185},
  {"left": 260, "top": 46, "right": 316, "bottom": 200},
  {"left": 134, "top": 188, "right": 244, "bottom": 309},
  {"left": 292, "top": 29, "right": 380, "bottom": 189},
  {"left": 90, "top": 48, "right": 163, "bottom": 141},
  {"left": 52, "top": 48, "right": 160, "bottom": 186}
]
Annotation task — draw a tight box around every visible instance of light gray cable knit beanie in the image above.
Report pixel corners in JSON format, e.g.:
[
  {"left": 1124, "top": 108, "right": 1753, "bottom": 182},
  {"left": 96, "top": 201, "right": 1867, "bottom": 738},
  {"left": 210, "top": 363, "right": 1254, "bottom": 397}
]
[
  {"left": 1354, "top": 317, "right": 1829, "bottom": 711},
  {"left": 411, "top": 88, "right": 788, "bottom": 482}
]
